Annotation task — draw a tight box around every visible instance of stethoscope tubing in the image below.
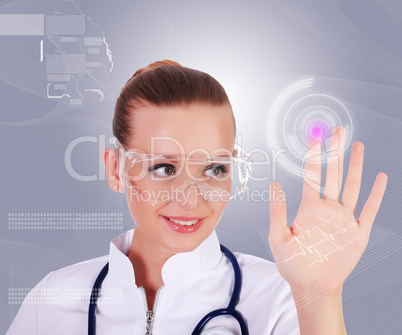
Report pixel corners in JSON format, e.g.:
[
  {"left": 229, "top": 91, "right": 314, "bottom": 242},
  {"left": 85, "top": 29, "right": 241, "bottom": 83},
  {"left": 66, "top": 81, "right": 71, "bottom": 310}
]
[
  {"left": 191, "top": 244, "right": 248, "bottom": 335},
  {"left": 88, "top": 262, "right": 109, "bottom": 335},
  {"left": 88, "top": 245, "right": 248, "bottom": 335}
]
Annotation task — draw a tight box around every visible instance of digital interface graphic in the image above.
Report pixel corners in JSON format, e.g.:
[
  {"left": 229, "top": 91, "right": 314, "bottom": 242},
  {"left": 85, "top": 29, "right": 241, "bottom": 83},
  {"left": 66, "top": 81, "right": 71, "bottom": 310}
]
[
  {"left": 0, "top": 0, "right": 113, "bottom": 106},
  {"left": 266, "top": 78, "right": 353, "bottom": 177},
  {"left": 283, "top": 209, "right": 359, "bottom": 267}
]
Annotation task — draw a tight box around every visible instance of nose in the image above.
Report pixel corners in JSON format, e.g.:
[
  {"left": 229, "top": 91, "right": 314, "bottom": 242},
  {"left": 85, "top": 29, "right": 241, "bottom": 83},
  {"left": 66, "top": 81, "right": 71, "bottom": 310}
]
[{"left": 174, "top": 180, "right": 205, "bottom": 208}]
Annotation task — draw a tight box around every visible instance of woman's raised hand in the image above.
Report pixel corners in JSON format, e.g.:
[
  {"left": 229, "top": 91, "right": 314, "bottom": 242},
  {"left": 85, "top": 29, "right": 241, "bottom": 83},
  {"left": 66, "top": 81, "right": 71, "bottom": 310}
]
[{"left": 268, "top": 127, "right": 388, "bottom": 307}]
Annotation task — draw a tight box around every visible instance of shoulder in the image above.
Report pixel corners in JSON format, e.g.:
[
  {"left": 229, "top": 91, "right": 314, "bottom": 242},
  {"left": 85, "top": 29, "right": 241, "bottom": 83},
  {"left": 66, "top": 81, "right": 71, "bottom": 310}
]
[
  {"left": 233, "top": 251, "right": 293, "bottom": 300},
  {"left": 6, "top": 255, "right": 110, "bottom": 335},
  {"left": 233, "top": 252, "right": 300, "bottom": 333},
  {"left": 24, "top": 255, "right": 110, "bottom": 307},
  {"left": 234, "top": 251, "right": 281, "bottom": 280},
  {"left": 42, "top": 254, "right": 109, "bottom": 289}
]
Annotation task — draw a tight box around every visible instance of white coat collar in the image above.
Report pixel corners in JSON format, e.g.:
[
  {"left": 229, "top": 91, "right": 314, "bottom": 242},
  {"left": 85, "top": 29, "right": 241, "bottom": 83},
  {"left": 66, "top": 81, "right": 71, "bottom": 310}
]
[{"left": 106, "top": 229, "right": 223, "bottom": 286}]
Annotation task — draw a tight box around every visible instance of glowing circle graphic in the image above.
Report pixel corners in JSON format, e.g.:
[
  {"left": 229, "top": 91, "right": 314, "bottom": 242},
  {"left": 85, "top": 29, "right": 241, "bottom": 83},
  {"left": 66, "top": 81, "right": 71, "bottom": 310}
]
[{"left": 267, "top": 79, "right": 353, "bottom": 177}]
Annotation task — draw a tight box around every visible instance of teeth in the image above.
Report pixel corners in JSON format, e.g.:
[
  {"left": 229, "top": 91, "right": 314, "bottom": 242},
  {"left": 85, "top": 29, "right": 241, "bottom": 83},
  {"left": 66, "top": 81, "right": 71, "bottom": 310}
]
[{"left": 166, "top": 217, "right": 200, "bottom": 226}]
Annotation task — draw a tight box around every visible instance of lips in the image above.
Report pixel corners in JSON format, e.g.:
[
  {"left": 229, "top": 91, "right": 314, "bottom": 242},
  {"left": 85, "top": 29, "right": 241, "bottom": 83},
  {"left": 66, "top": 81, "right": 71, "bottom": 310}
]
[
  {"left": 162, "top": 215, "right": 205, "bottom": 233},
  {"left": 164, "top": 216, "right": 204, "bottom": 225},
  {"left": 166, "top": 217, "right": 199, "bottom": 226}
]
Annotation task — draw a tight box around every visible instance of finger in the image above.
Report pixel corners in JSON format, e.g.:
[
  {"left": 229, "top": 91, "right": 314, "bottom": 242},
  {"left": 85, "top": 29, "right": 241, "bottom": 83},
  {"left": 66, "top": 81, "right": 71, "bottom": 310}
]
[
  {"left": 323, "top": 127, "right": 345, "bottom": 201},
  {"left": 302, "top": 129, "right": 322, "bottom": 202},
  {"left": 269, "top": 182, "right": 290, "bottom": 243},
  {"left": 357, "top": 173, "right": 388, "bottom": 232},
  {"left": 341, "top": 142, "right": 364, "bottom": 213}
]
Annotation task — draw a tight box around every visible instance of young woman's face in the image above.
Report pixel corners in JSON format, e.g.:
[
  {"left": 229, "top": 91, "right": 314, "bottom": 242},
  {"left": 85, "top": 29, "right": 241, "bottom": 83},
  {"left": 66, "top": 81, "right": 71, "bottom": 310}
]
[{"left": 123, "top": 103, "right": 235, "bottom": 254}]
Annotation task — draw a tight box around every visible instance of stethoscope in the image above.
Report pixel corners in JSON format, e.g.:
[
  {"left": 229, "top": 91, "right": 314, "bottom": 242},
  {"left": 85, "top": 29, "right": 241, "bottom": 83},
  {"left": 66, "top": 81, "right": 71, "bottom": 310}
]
[{"left": 88, "top": 244, "right": 249, "bottom": 335}]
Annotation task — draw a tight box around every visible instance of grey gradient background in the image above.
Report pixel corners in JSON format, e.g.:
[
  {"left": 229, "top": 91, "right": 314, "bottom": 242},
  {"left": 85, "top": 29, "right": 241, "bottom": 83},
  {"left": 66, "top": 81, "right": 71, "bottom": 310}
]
[{"left": 1, "top": 0, "right": 402, "bottom": 334}]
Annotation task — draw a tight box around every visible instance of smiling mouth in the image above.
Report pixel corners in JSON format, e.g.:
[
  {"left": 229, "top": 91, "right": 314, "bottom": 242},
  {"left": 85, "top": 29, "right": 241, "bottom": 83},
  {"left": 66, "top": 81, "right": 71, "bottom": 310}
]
[{"left": 164, "top": 216, "right": 201, "bottom": 226}]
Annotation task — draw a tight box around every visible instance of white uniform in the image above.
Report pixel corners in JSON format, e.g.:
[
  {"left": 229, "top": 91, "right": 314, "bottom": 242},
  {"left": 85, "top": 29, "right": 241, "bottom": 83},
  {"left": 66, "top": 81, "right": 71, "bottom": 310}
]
[{"left": 7, "top": 229, "right": 300, "bottom": 334}]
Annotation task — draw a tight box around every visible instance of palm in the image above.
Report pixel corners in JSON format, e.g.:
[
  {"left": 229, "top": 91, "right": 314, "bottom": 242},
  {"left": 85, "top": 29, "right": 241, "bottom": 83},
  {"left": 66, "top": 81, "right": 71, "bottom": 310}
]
[{"left": 268, "top": 127, "right": 387, "bottom": 305}]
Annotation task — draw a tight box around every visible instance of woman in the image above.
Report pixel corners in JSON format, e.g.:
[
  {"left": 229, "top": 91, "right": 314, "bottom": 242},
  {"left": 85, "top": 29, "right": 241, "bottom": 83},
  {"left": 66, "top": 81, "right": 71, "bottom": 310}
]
[{"left": 7, "top": 60, "right": 388, "bottom": 334}]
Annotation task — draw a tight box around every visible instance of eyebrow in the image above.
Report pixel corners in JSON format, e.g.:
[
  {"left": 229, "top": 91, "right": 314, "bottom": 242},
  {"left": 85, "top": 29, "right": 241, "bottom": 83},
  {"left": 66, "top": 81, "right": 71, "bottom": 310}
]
[{"left": 151, "top": 153, "right": 231, "bottom": 159}]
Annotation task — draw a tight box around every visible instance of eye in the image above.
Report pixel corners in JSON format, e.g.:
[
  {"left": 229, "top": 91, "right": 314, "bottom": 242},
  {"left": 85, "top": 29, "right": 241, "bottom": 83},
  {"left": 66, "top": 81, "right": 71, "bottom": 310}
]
[
  {"left": 205, "top": 164, "right": 228, "bottom": 178},
  {"left": 149, "top": 164, "right": 176, "bottom": 178}
]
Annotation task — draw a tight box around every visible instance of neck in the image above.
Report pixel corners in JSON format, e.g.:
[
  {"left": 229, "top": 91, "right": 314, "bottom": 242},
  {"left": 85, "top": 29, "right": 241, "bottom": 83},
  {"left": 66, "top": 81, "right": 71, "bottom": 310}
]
[{"left": 127, "top": 228, "right": 174, "bottom": 292}]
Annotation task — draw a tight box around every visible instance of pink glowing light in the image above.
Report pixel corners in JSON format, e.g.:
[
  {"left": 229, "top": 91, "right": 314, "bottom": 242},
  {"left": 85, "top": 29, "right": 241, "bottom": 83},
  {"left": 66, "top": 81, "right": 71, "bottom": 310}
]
[{"left": 312, "top": 126, "right": 322, "bottom": 138}]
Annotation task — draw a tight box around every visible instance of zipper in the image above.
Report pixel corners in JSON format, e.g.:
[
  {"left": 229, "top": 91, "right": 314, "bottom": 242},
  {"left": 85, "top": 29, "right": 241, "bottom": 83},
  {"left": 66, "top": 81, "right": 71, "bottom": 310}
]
[{"left": 139, "top": 286, "right": 163, "bottom": 335}]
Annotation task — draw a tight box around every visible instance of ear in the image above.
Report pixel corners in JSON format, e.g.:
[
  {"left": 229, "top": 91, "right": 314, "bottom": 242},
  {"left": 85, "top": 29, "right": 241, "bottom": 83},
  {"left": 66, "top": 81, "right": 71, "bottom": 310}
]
[{"left": 102, "top": 148, "right": 124, "bottom": 192}]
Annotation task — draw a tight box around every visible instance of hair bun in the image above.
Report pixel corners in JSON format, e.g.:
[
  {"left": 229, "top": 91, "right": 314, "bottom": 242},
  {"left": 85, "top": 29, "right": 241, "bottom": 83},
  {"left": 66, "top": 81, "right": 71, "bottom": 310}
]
[{"left": 126, "top": 59, "right": 182, "bottom": 84}]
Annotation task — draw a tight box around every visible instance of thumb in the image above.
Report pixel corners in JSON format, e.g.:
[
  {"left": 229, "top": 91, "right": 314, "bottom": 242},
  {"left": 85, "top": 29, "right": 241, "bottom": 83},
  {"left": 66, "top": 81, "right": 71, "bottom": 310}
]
[{"left": 269, "top": 182, "right": 289, "bottom": 243}]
